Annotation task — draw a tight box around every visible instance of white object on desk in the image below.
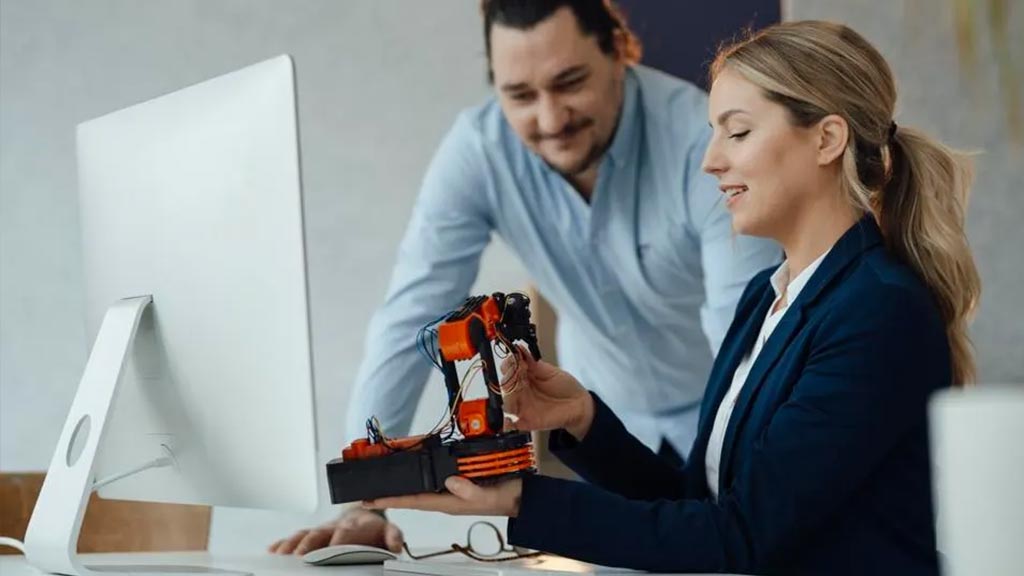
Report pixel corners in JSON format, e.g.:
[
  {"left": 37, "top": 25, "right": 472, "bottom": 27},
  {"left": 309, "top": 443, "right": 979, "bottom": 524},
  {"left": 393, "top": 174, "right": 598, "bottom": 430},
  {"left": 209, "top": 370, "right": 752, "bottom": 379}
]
[
  {"left": 303, "top": 545, "right": 398, "bottom": 566},
  {"left": 384, "top": 555, "right": 742, "bottom": 576},
  {"left": 930, "top": 385, "right": 1024, "bottom": 576},
  {"left": 22, "top": 54, "right": 318, "bottom": 576},
  {"left": 385, "top": 555, "right": 633, "bottom": 576},
  {"left": 24, "top": 296, "right": 154, "bottom": 576},
  {"left": 1, "top": 552, "right": 382, "bottom": 576}
]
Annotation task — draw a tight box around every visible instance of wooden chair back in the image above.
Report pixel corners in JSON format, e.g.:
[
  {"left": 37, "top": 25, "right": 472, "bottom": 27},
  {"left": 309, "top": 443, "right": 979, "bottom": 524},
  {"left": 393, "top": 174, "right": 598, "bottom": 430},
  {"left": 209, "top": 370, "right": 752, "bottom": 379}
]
[
  {"left": 0, "top": 472, "right": 210, "bottom": 554},
  {"left": 523, "top": 287, "right": 577, "bottom": 481}
]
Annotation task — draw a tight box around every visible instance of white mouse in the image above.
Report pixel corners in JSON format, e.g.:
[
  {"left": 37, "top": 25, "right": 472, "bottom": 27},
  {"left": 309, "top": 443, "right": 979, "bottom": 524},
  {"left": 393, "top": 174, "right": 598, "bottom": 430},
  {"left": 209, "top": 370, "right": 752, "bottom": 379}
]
[{"left": 301, "top": 544, "right": 398, "bottom": 566}]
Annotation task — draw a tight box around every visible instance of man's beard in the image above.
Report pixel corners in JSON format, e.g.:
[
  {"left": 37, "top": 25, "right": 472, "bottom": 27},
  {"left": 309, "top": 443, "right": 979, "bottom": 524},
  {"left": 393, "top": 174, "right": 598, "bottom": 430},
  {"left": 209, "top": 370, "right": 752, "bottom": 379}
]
[
  {"left": 545, "top": 140, "right": 606, "bottom": 179},
  {"left": 538, "top": 113, "right": 617, "bottom": 182}
]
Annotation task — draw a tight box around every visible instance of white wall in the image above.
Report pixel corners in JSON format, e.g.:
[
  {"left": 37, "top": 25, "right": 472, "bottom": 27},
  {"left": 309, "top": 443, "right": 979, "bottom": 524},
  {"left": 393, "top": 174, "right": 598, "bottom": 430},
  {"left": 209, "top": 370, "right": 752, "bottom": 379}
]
[{"left": 0, "top": 0, "right": 528, "bottom": 551}]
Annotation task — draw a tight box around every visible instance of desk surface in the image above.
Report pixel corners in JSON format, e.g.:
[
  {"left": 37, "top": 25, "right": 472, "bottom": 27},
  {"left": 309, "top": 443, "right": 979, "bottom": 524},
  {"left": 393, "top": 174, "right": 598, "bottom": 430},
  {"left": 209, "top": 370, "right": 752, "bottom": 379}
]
[
  {"left": 0, "top": 552, "right": 380, "bottom": 576},
  {"left": 0, "top": 552, "right": 743, "bottom": 576}
]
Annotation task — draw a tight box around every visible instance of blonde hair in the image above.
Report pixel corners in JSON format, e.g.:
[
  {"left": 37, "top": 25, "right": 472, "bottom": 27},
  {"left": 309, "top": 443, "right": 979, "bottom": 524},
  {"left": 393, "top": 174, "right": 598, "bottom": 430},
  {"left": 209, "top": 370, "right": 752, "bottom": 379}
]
[{"left": 711, "top": 21, "right": 981, "bottom": 386}]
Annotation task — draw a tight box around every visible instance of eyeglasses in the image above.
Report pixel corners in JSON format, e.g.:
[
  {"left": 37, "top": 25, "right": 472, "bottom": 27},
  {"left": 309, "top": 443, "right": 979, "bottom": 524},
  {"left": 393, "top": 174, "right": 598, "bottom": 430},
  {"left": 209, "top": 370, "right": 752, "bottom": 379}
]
[{"left": 403, "top": 521, "right": 542, "bottom": 563}]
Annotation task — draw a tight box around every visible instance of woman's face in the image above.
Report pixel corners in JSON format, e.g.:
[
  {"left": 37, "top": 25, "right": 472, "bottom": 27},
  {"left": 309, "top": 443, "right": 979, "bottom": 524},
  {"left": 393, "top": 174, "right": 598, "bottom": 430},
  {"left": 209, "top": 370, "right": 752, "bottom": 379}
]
[{"left": 702, "top": 68, "right": 825, "bottom": 239}]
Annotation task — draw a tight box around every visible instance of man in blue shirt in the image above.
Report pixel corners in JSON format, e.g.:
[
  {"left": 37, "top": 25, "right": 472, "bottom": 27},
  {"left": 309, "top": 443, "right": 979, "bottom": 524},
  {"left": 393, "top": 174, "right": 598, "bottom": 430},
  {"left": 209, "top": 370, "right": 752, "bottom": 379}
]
[{"left": 269, "top": 0, "right": 778, "bottom": 555}]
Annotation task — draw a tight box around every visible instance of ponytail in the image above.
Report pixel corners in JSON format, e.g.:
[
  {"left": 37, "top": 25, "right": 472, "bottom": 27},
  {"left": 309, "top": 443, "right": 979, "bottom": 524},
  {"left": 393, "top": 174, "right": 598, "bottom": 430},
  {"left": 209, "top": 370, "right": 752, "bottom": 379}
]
[{"left": 877, "top": 127, "right": 980, "bottom": 386}]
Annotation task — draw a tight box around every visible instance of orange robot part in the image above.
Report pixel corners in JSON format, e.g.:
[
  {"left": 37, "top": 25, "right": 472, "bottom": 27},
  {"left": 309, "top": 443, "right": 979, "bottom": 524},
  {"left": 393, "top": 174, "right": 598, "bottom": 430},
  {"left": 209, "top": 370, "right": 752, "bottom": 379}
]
[
  {"left": 437, "top": 297, "right": 501, "bottom": 361},
  {"left": 457, "top": 398, "right": 496, "bottom": 438},
  {"left": 342, "top": 435, "right": 428, "bottom": 461},
  {"left": 456, "top": 446, "right": 535, "bottom": 479}
]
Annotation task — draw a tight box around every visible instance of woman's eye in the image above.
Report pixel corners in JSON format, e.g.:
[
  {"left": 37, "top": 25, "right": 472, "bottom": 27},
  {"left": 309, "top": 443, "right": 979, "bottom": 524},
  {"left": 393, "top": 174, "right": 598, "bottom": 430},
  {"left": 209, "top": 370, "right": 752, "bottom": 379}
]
[{"left": 729, "top": 130, "right": 751, "bottom": 140}]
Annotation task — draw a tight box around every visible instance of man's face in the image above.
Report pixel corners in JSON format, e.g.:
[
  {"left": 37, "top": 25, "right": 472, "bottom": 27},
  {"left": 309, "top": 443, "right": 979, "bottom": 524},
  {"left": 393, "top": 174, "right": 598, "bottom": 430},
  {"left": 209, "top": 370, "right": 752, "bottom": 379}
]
[{"left": 489, "top": 6, "right": 625, "bottom": 179}]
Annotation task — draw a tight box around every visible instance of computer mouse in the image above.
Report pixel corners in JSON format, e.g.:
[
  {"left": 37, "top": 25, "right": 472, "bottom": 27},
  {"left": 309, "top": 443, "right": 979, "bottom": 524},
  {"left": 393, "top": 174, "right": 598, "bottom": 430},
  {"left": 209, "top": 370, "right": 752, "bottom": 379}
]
[{"left": 301, "top": 544, "right": 398, "bottom": 566}]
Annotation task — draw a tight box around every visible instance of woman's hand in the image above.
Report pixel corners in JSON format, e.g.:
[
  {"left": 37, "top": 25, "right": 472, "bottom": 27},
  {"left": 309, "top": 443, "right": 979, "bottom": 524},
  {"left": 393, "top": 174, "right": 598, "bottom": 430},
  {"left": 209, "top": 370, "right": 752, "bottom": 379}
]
[
  {"left": 363, "top": 476, "right": 523, "bottom": 518},
  {"left": 499, "top": 346, "right": 594, "bottom": 440}
]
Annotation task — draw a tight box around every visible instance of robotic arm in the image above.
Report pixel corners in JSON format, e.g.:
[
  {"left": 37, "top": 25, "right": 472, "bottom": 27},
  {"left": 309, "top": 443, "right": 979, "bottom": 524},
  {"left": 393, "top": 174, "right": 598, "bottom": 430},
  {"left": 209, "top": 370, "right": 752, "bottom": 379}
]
[
  {"left": 438, "top": 291, "right": 541, "bottom": 437},
  {"left": 326, "top": 292, "right": 541, "bottom": 503}
]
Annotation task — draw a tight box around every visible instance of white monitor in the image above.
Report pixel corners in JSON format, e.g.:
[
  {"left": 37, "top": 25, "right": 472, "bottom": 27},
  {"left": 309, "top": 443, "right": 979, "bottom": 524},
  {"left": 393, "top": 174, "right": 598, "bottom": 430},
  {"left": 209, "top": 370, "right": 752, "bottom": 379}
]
[{"left": 24, "top": 55, "right": 318, "bottom": 576}]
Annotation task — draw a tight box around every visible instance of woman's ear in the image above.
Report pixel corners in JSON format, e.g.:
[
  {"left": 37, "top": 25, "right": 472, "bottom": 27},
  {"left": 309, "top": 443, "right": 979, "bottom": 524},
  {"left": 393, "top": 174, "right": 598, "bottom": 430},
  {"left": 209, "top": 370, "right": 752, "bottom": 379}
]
[{"left": 816, "top": 114, "right": 849, "bottom": 166}]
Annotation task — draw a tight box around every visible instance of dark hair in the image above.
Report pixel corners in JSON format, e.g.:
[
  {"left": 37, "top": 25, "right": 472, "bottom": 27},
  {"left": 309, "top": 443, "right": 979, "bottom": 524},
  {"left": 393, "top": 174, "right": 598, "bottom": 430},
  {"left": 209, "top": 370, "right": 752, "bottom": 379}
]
[{"left": 481, "top": 0, "right": 642, "bottom": 83}]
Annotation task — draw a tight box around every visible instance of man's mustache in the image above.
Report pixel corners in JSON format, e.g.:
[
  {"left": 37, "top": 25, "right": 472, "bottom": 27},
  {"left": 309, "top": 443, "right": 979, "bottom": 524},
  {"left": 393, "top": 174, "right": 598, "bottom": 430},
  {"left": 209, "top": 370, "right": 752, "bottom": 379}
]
[{"left": 533, "top": 118, "right": 594, "bottom": 141}]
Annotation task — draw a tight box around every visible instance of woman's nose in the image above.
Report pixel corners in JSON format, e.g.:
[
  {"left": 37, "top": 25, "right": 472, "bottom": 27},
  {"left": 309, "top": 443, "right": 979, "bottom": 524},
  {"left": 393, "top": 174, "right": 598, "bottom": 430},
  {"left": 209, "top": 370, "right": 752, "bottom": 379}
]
[{"left": 702, "top": 138, "right": 728, "bottom": 176}]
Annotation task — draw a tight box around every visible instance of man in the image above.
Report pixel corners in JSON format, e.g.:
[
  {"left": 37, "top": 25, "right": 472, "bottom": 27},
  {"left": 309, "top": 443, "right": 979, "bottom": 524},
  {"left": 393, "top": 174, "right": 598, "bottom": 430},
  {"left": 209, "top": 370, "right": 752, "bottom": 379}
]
[{"left": 269, "top": 0, "right": 779, "bottom": 555}]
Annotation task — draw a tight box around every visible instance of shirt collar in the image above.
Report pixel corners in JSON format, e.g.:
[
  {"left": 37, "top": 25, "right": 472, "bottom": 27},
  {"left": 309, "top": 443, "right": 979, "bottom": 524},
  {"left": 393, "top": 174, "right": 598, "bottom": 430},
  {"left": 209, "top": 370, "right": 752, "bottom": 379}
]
[
  {"left": 605, "top": 68, "right": 641, "bottom": 167},
  {"left": 770, "top": 247, "right": 833, "bottom": 305}
]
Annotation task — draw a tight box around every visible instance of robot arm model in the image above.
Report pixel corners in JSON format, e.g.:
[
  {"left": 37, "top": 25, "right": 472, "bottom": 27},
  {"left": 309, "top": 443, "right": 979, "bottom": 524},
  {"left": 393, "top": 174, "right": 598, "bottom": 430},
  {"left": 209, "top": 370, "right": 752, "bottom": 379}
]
[{"left": 326, "top": 292, "right": 542, "bottom": 503}]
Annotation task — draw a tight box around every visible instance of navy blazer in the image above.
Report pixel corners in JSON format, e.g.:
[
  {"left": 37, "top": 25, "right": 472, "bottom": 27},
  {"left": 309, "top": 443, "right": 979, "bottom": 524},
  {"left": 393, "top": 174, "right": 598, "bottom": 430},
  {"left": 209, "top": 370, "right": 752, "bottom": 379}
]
[{"left": 507, "top": 217, "right": 948, "bottom": 575}]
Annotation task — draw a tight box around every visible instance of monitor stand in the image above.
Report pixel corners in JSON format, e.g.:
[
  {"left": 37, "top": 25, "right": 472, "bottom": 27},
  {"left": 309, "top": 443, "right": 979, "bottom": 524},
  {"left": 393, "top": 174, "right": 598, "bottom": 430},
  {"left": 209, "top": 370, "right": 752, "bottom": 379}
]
[{"left": 23, "top": 296, "right": 249, "bottom": 576}]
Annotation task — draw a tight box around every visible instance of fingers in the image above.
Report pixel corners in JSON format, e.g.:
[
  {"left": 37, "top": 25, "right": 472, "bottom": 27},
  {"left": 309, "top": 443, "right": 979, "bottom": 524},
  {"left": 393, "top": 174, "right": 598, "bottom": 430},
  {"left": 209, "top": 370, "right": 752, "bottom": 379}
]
[
  {"left": 500, "top": 354, "right": 517, "bottom": 375},
  {"left": 501, "top": 395, "right": 521, "bottom": 432},
  {"left": 499, "top": 369, "right": 520, "bottom": 394},
  {"left": 328, "top": 526, "right": 349, "bottom": 547},
  {"left": 361, "top": 478, "right": 511, "bottom": 517},
  {"left": 268, "top": 529, "right": 312, "bottom": 555},
  {"left": 501, "top": 345, "right": 533, "bottom": 380},
  {"left": 326, "top": 515, "right": 358, "bottom": 547},
  {"left": 269, "top": 530, "right": 307, "bottom": 554},
  {"left": 503, "top": 412, "right": 522, "bottom": 433},
  {"left": 293, "top": 528, "right": 331, "bottom": 555},
  {"left": 268, "top": 509, "right": 395, "bottom": 555},
  {"left": 501, "top": 350, "right": 525, "bottom": 379},
  {"left": 444, "top": 476, "right": 479, "bottom": 499},
  {"left": 518, "top": 344, "right": 538, "bottom": 367},
  {"left": 363, "top": 492, "right": 466, "bottom": 513},
  {"left": 383, "top": 523, "right": 405, "bottom": 553},
  {"left": 328, "top": 509, "right": 389, "bottom": 547}
]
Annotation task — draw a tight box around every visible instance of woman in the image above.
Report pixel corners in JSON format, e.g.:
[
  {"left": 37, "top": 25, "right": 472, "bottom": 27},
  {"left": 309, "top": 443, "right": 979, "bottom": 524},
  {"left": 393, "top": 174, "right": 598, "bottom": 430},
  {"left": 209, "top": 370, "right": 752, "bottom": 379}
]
[{"left": 366, "top": 21, "right": 981, "bottom": 576}]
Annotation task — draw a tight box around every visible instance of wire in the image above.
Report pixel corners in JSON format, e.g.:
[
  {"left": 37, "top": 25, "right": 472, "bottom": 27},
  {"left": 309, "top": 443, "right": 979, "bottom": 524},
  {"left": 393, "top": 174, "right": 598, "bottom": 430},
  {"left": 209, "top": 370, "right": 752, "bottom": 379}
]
[
  {"left": 0, "top": 453, "right": 176, "bottom": 556},
  {"left": 370, "top": 293, "right": 537, "bottom": 449},
  {"left": 416, "top": 313, "right": 448, "bottom": 372},
  {"left": 494, "top": 292, "right": 528, "bottom": 394},
  {"left": 431, "top": 359, "right": 481, "bottom": 440},
  {"left": 92, "top": 454, "right": 175, "bottom": 491}
]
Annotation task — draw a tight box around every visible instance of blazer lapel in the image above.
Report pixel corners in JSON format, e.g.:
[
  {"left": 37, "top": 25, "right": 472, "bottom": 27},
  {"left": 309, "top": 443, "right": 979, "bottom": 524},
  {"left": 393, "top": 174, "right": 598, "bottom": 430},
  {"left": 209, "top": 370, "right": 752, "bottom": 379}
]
[
  {"left": 717, "top": 306, "right": 805, "bottom": 490},
  {"left": 716, "top": 215, "right": 885, "bottom": 490},
  {"left": 691, "top": 284, "right": 775, "bottom": 466}
]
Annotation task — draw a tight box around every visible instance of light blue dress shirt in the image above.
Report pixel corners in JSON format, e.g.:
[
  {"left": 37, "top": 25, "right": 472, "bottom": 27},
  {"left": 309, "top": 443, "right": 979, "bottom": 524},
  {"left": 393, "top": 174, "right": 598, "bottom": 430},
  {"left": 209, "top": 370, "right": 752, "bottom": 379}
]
[{"left": 345, "top": 66, "right": 780, "bottom": 456}]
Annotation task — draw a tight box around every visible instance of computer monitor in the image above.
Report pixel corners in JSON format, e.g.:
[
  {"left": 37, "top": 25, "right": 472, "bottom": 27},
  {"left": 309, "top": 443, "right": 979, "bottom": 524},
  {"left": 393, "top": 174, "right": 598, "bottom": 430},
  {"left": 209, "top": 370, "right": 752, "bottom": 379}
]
[{"left": 24, "top": 55, "right": 318, "bottom": 576}]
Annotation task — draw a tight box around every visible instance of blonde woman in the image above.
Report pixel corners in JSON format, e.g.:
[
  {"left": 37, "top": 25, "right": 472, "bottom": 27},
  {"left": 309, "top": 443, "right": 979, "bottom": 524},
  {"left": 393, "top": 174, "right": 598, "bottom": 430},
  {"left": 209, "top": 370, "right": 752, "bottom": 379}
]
[{"left": 367, "top": 20, "right": 981, "bottom": 576}]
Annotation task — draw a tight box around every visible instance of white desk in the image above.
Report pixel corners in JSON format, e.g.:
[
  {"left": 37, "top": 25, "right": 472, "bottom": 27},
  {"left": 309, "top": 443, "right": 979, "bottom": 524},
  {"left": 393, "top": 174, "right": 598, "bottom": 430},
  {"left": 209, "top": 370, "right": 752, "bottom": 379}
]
[
  {"left": 0, "top": 553, "right": 742, "bottom": 576},
  {"left": 0, "top": 552, "right": 380, "bottom": 576}
]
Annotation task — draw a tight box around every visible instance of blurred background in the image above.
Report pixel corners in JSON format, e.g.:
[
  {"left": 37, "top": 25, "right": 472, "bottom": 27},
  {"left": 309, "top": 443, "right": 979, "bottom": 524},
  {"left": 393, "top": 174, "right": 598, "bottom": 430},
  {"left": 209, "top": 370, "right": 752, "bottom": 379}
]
[{"left": 1, "top": 0, "right": 1019, "bottom": 553}]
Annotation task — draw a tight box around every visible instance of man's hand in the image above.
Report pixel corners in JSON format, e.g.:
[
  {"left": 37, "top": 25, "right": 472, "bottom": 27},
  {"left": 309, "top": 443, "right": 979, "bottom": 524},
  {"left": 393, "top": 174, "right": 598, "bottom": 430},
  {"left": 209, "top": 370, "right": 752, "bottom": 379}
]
[
  {"left": 267, "top": 507, "right": 404, "bottom": 555},
  {"left": 364, "top": 476, "right": 522, "bottom": 518},
  {"left": 500, "top": 346, "right": 594, "bottom": 440}
]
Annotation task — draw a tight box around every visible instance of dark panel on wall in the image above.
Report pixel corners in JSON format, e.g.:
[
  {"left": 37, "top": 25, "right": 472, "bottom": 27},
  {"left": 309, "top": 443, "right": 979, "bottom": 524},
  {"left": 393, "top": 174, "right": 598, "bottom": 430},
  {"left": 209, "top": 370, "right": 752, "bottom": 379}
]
[{"left": 617, "top": 1, "right": 781, "bottom": 89}]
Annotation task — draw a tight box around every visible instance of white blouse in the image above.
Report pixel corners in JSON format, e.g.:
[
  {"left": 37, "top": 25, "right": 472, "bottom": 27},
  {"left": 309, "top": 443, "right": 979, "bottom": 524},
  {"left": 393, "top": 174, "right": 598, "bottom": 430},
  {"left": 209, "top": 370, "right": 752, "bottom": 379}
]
[{"left": 704, "top": 248, "right": 832, "bottom": 500}]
